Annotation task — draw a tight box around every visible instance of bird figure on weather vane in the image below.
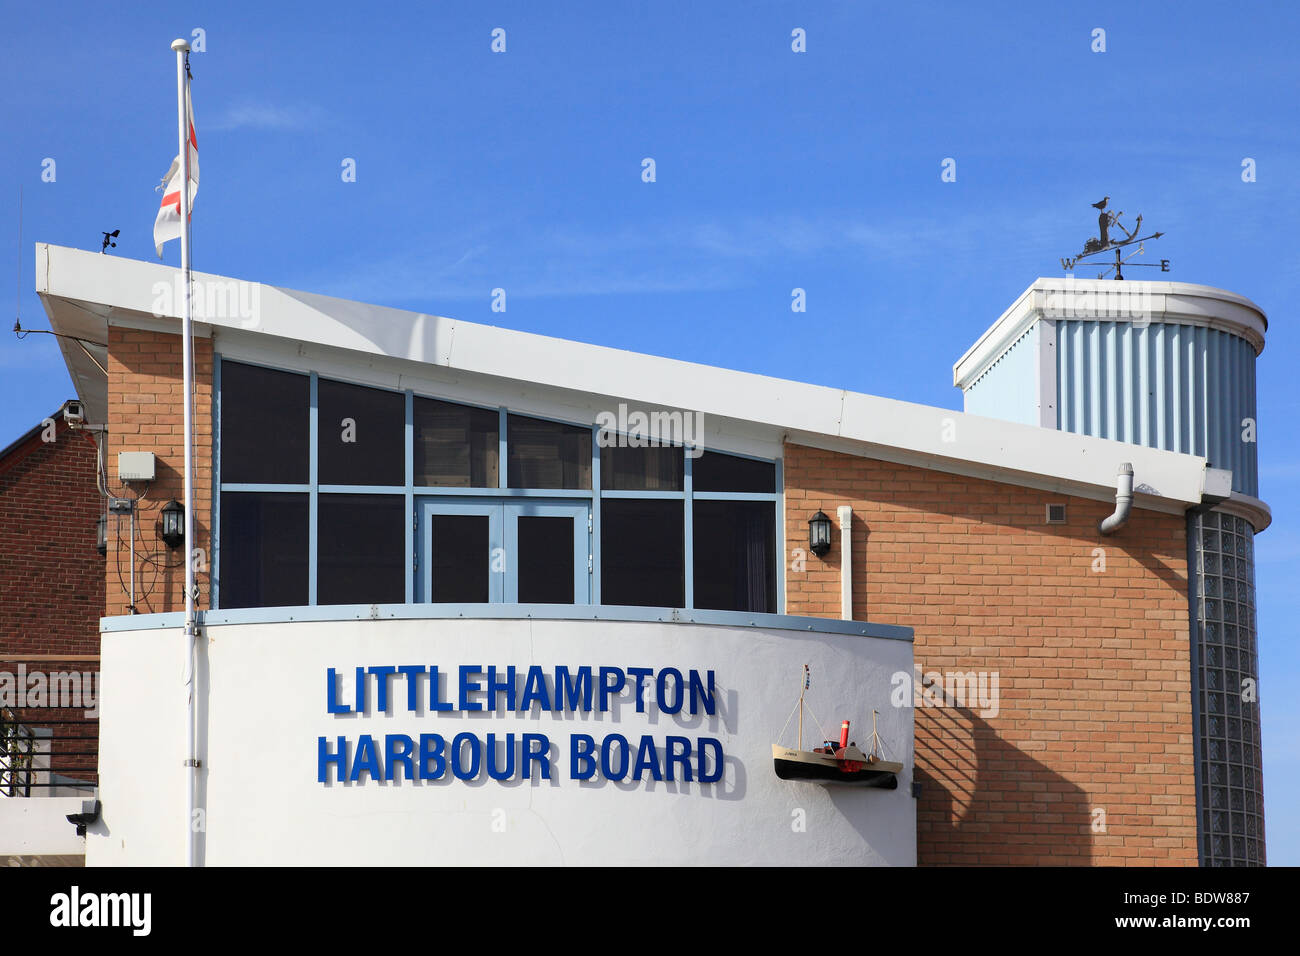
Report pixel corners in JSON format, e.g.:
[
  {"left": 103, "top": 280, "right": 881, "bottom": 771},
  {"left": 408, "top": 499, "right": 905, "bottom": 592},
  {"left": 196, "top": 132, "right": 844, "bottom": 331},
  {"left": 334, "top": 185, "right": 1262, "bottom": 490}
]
[{"left": 1060, "top": 197, "right": 1169, "bottom": 280}]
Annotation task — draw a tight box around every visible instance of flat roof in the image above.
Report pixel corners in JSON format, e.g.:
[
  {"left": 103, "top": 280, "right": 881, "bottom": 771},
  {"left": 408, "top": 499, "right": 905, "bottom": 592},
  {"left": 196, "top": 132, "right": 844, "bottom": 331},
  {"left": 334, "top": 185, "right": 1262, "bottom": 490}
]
[{"left": 38, "top": 242, "right": 1226, "bottom": 514}]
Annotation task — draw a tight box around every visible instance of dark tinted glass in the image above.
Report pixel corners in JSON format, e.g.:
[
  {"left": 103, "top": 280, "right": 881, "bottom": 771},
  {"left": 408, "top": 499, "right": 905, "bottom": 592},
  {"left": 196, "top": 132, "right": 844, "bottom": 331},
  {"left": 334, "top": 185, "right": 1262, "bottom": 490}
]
[
  {"left": 430, "top": 515, "right": 490, "bottom": 603},
  {"left": 600, "top": 445, "right": 683, "bottom": 491},
  {"left": 414, "top": 398, "right": 499, "bottom": 487},
  {"left": 218, "top": 492, "right": 308, "bottom": 608},
  {"left": 317, "top": 495, "right": 405, "bottom": 605},
  {"left": 691, "top": 451, "right": 775, "bottom": 493},
  {"left": 220, "top": 362, "right": 309, "bottom": 483},
  {"left": 516, "top": 516, "right": 575, "bottom": 604},
  {"left": 692, "top": 500, "right": 776, "bottom": 613},
  {"left": 601, "top": 499, "right": 684, "bottom": 608},
  {"left": 318, "top": 379, "right": 404, "bottom": 486},
  {"left": 507, "top": 415, "right": 591, "bottom": 489}
]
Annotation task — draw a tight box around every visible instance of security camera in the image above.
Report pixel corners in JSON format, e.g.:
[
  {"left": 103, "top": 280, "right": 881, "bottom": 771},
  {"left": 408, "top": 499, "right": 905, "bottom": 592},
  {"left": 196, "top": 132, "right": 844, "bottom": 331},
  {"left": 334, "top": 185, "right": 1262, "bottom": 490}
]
[{"left": 62, "top": 400, "right": 85, "bottom": 427}]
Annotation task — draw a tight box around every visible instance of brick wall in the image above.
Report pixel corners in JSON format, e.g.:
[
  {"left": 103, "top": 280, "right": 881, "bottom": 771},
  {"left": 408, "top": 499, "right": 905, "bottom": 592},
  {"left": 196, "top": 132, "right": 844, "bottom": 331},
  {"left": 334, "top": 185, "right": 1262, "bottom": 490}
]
[
  {"left": 784, "top": 442, "right": 1197, "bottom": 866},
  {"left": 0, "top": 418, "right": 103, "bottom": 654},
  {"left": 0, "top": 416, "right": 104, "bottom": 789},
  {"left": 104, "top": 325, "right": 212, "bottom": 617}
]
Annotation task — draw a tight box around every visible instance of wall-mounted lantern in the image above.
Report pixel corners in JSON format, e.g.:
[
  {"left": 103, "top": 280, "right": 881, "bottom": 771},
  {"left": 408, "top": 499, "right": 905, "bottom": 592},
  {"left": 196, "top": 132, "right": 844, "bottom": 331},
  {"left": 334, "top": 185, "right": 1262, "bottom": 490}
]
[
  {"left": 160, "top": 499, "right": 185, "bottom": 549},
  {"left": 96, "top": 515, "right": 107, "bottom": 556},
  {"left": 808, "top": 510, "right": 832, "bottom": 557}
]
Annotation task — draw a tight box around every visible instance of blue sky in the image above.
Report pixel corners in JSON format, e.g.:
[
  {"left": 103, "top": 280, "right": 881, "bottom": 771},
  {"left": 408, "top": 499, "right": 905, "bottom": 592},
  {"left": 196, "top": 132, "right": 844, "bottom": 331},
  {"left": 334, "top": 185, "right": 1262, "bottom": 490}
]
[{"left": 2, "top": 1, "right": 1296, "bottom": 863}]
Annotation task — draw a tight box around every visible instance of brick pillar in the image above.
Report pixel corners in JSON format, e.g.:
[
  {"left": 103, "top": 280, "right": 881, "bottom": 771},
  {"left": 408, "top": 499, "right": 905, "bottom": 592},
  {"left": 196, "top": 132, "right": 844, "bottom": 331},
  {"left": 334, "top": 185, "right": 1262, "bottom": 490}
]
[{"left": 104, "top": 326, "right": 212, "bottom": 617}]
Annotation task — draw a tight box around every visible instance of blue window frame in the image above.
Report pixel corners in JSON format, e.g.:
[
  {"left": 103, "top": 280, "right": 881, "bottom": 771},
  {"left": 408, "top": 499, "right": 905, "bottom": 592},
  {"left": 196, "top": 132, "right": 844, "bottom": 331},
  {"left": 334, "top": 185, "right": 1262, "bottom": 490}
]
[{"left": 212, "top": 354, "right": 783, "bottom": 613}]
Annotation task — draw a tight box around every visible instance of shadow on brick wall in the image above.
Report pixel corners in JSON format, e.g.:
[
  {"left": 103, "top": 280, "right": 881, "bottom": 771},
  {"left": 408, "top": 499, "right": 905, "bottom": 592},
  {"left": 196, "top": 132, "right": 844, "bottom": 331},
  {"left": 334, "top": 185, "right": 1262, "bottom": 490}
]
[{"left": 915, "top": 702, "right": 1094, "bottom": 865}]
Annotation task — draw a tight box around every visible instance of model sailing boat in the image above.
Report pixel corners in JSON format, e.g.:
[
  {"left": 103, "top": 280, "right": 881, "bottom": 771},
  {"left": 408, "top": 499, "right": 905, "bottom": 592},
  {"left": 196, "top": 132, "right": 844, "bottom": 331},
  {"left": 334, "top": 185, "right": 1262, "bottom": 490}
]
[{"left": 772, "top": 665, "right": 902, "bottom": 789}]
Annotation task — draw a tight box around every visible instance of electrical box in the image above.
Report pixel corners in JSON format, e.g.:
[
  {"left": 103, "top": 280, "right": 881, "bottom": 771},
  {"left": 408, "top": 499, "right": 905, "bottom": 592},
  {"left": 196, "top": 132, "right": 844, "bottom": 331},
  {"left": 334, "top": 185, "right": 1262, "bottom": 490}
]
[{"left": 118, "top": 451, "right": 156, "bottom": 482}]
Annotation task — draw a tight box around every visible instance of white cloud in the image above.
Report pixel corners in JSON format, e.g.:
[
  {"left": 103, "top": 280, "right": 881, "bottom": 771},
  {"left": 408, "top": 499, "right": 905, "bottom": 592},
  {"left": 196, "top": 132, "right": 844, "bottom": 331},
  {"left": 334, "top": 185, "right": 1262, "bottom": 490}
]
[
  {"left": 296, "top": 206, "right": 1065, "bottom": 305},
  {"left": 206, "top": 104, "right": 324, "bottom": 132}
]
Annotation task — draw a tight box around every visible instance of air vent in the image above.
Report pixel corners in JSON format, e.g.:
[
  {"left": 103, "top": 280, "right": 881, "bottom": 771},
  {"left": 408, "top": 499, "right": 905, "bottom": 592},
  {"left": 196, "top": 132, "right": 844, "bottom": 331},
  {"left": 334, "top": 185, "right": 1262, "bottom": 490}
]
[{"left": 1045, "top": 503, "right": 1067, "bottom": 524}]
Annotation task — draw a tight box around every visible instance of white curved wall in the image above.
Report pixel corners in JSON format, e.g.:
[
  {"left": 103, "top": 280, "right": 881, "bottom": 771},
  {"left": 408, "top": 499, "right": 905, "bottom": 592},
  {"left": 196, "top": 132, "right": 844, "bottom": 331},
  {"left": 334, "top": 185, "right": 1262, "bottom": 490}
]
[{"left": 88, "top": 617, "right": 915, "bottom": 866}]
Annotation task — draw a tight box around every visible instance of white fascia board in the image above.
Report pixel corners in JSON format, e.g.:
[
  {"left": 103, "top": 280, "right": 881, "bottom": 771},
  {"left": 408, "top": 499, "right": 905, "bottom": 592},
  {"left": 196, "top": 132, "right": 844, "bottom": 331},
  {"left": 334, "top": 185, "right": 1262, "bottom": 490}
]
[
  {"left": 38, "top": 243, "right": 1214, "bottom": 509},
  {"left": 787, "top": 430, "right": 1189, "bottom": 515},
  {"left": 836, "top": 394, "right": 1208, "bottom": 506},
  {"left": 953, "top": 277, "right": 1269, "bottom": 389}
]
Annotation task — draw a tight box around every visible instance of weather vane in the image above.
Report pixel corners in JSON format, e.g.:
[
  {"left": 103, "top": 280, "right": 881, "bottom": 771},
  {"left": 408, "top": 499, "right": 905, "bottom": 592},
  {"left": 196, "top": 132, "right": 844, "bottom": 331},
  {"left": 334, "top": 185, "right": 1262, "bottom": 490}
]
[{"left": 1059, "top": 197, "right": 1169, "bottom": 280}]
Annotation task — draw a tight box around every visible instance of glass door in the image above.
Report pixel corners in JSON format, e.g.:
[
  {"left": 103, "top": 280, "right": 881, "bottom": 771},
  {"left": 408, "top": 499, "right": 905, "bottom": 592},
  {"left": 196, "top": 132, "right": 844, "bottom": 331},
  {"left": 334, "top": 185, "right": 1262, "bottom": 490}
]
[
  {"left": 504, "top": 501, "right": 591, "bottom": 604},
  {"left": 419, "top": 499, "right": 503, "bottom": 604},
  {"left": 418, "top": 498, "right": 590, "bottom": 605}
]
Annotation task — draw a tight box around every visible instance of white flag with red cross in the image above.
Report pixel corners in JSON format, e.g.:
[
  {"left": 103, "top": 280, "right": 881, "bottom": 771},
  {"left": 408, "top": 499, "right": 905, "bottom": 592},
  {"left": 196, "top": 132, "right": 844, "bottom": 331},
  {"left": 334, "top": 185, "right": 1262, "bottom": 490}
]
[{"left": 153, "top": 78, "right": 199, "bottom": 258}]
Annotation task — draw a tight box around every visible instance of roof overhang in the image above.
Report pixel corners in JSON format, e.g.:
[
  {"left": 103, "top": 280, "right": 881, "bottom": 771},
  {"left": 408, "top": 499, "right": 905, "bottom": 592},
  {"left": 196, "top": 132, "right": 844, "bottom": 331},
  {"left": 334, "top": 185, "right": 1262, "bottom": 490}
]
[{"left": 38, "top": 243, "right": 1226, "bottom": 516}]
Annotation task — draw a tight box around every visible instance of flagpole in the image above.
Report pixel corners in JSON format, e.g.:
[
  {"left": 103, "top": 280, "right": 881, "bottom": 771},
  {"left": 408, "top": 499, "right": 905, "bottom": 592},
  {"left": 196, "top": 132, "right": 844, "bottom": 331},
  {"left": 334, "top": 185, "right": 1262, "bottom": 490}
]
[{"left": 171, "top": 36, "right": 198, "bottom": 869}]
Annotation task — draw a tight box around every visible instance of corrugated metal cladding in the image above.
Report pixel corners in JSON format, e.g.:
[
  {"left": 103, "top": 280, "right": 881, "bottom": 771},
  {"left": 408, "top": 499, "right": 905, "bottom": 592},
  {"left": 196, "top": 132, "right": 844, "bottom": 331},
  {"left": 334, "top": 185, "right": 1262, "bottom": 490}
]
[
  {"left": 962, "top": 323, "right": 1038, "bottom": 426},
  {"left": 1055, "top": 320, "right": 1259, "bottom": 497}
]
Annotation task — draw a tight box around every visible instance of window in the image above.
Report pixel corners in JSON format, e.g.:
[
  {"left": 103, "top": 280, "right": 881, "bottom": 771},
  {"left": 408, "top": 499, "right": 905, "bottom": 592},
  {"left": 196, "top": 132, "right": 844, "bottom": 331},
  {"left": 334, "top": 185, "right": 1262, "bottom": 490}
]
[
  {"left": 318, "top": 378, "right": 404, "bottom": 486},
  {"left": 516, "top": 515, "right": 576, "bottom": 604},
  {"left": 600, "top": 445, "right": 682, "bottom": 491},
  {"left": 600, "top": 499, "right": 684, "bottom": 607},
  {"left": 317, "top": 495, "right": 405, "bottom": 605},
  {"left": 429, "top": 514, "right": 492, "bottom": 602},
  {"left": 692, "top": 499, "right": 776, "bottom": 613},
  {"left": 692, "top": 450, "right": 775, "bottom": 493},
  {"left": 414, "top": 398, "right": 499, "bottom": 487},
  {"left": 507, "top": 415, "right": 591, "bottom": 489},
  {"left": 218, "top": 492, "right": 308, "bottom": 608},
  {"left": 219, "top": 362, "right": 308, "bottom": 484},
  {"left": 216, "top": 357, "right": 783, "bottom": 615}
]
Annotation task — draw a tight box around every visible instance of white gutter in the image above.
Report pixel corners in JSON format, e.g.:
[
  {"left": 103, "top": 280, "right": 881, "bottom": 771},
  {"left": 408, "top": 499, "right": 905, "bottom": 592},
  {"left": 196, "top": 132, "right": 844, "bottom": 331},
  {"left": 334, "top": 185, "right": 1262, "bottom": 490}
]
[
  {"left": 1098, "top": 463, "right": 1134, "bottom": 535},
  {"left": 837, "top": 506, "right": 853, "bottom": 621}
]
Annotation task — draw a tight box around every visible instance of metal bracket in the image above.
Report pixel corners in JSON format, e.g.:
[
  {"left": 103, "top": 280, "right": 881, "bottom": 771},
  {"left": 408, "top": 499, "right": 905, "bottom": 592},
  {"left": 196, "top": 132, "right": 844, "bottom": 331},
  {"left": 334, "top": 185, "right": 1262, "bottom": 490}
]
[{"left": 65, "top": 799, "right": 101, "bottom": 837}]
